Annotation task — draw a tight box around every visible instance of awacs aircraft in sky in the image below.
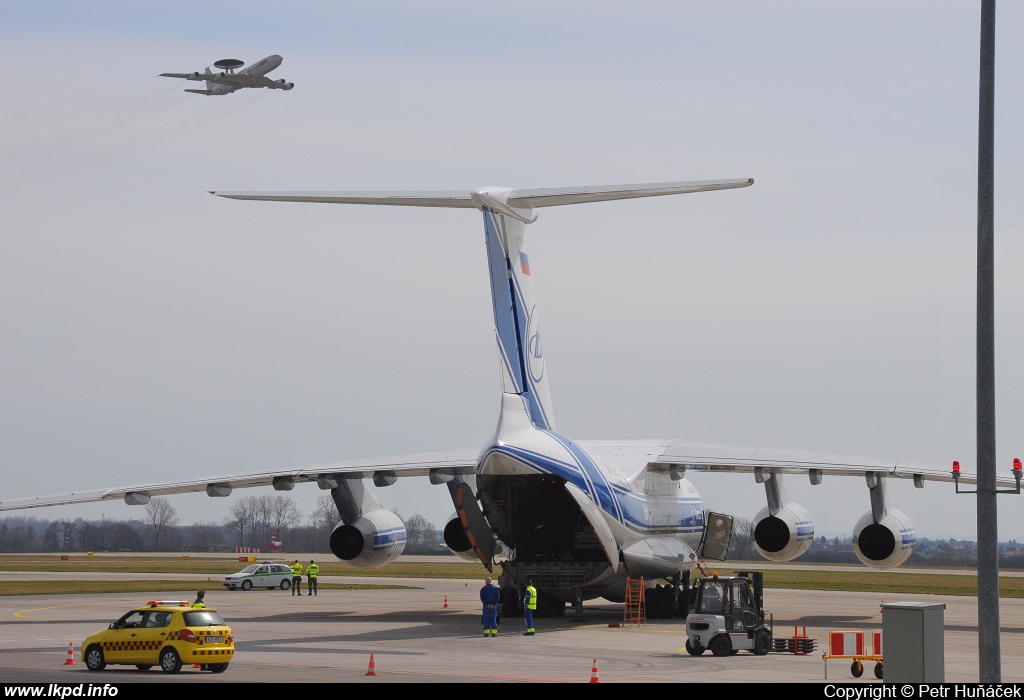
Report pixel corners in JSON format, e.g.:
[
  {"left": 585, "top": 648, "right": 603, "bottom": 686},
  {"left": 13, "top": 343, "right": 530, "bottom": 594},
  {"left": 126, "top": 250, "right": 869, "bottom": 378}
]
[
  {"left": 160, "top": 56, "right": 293, "bottom": 96},
  {"left": 1, "top": 180, "right": 1014, "bottom": 618}
]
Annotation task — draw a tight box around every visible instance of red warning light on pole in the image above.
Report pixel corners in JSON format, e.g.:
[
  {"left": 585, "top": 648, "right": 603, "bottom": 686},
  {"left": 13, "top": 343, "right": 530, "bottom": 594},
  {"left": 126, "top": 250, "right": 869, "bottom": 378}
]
[
  {"left": 952, "top": 460, "right": 961, "bottom": 475},
  {"left": 1013, "top": 458, "right": 1022, "bottom": 474}
]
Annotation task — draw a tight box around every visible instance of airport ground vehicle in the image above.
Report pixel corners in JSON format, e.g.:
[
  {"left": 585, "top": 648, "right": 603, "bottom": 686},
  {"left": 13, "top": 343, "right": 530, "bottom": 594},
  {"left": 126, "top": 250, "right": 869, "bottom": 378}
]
[
  {"left": 685, "top": 571, "right": 771, "bottom": 657},
  {"left": 81, "top": 600, "right": 234, "bottom": 673},
  {"left": 222, "top": 562, "right": 293, "bottom": 590}
]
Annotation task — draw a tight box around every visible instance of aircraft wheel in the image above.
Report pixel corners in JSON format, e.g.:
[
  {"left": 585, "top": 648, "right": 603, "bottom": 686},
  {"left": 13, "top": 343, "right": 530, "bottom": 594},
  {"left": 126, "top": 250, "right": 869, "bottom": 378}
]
[
  {"left": 241, "top": 580, "right": 252, "bottom": 591},
  {"left": 851, "top": 660, "right": 864, "bottom": 678},
  {"left": 685, "top": 639, "right": 705, "bottom": 656},
  {"left": 710, "top": 634, "right": 732, "bottom": 657},
  {"left": 874, "top": 662, "right": 883, "bottom": 679},
  {"left": 753, "top": 629, "right": 771, "bottom": 656},
  {"left": 85, "top": 645, "right": 105, "bottom": 672},
  {"left": 280, "top": 579, "right": 290, "bottom": 590}
]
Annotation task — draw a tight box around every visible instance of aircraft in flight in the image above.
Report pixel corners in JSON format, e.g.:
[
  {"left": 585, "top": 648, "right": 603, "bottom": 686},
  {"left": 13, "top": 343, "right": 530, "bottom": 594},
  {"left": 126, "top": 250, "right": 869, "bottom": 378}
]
[
  {"left": 160, "top": 55, "right": 293, "bottom": 96},
  {"left": 1, "top": 180, "right": 1012, "bottom": 618}
]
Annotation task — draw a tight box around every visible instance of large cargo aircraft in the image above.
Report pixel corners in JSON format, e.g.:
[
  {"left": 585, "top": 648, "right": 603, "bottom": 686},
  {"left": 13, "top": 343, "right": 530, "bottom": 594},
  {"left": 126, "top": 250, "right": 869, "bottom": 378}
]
[{"left": 1, "top": 180, "right": 1010, "bottom": 617}]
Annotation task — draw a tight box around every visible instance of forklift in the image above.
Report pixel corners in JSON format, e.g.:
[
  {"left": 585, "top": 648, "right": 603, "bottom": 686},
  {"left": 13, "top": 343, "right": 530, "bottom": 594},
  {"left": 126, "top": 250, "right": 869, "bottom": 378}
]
[{"left": 685, "top": 570, "right": 771, "bottom": 657}]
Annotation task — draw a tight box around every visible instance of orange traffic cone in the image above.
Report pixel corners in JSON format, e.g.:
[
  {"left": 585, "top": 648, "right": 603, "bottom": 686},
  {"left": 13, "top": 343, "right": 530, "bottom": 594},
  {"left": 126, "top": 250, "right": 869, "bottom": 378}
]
[
  {"left": 63, "top": 642, "right": 76, "bottom": 665},
  {"left": 443, "top": 595, "right": 450, "bottom": 609},
  {"left": 193, "top": 664, "right": 202, "bottom": 669},
  {"left": 365, "top": 653, "right": 378, "bottom": 676},
  {"left": 589, "top": 658, "right": 600, "bottom": 683}
]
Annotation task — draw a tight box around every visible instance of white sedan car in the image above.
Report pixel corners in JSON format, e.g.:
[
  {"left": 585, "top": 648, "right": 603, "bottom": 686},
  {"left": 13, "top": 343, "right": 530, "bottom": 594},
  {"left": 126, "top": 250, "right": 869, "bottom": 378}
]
[{"left": 222, "top": 562, "right": 295, "bottom": 591}]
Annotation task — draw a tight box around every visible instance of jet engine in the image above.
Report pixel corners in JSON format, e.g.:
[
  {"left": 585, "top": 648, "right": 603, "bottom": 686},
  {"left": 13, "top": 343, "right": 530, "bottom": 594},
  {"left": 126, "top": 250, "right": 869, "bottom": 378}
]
[
  {"left": 751, "top": 502, "right": 814, "bottom": 561},
  {"left": 282, "top": 82, "right": 294, "bottom": 90},
  {"left": 329, "top": 508, "right": 406, "bottom": 568},
  {"left": 852, "top": 508, "right": 915, "bottom": 569},
  {"left": 189, "top": 72, "right": 200, "bottom": 79},
  {"left": 443, "top": 514, "right": 478, "bottom": 562}
]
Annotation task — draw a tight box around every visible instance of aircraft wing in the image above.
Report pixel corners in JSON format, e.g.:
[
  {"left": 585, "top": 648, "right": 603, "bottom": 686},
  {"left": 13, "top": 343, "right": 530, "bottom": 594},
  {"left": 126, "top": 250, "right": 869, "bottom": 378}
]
[
  {"left": 0, "top": 450, "right": 477, "bottom": 512},
  {"left": 209, "top": 179, "right": 754, "bottom": 209},
  {"left": 575, "top": 439, "right": 1014, "bottom": 487},
  {"left": 159, "top": 72, "right": 204, "bottom": 81}
]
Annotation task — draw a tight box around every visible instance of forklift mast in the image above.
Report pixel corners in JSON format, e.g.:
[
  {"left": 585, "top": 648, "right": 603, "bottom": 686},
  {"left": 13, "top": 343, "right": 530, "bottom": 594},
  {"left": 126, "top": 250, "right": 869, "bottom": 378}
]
[{"left": 735, "top": 571, "right": 765, "bottom": 622}]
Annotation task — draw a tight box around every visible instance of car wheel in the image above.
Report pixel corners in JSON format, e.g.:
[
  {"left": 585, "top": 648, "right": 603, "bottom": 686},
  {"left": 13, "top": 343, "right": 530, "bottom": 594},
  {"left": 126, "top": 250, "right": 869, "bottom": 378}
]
[
  {"left": 709, "top": 634, "right": 732, "bottom": 657},
  {"left": 241, "top": 580, "right": 252, "bottom": 591},
  {"left": 266, "top": 586, "right": 275, "bottom": 590},
  {"left": 84, "top": 645, "right": 105, "bottom": 671},
  {"left": 280, "top": 579, "right": 290, "bottom": 591},
  {"left": 160, "top": 647, "right": 182, "bottom": 674},
  {"left": 208, "top": 663, "right": 229, "bottom": 674},
  {"left": 851, "top": 660, "right": 864, "bottom": 678},
  {"left": 753, "top": 629, "right": 771, "bottom": 656},
  {"left": 135, "top": 665, "right": 152, "bottom": 671},
  {"left": 685, "top": 639, "right": 705, "bottom": 656}
]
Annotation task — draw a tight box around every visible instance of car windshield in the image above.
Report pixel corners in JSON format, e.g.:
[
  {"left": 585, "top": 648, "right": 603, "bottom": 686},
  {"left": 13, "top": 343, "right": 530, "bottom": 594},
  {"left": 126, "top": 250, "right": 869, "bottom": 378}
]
[
  {"left": 238, "top": 565, "right": 259, "bottom": 574},
  {"left": 183, "top": 611, "right": 226, "bottom": 627}
]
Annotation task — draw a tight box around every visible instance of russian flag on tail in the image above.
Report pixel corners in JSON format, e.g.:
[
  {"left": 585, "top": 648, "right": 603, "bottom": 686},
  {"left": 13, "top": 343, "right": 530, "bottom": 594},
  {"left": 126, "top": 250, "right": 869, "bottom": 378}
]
[{"left": 519, "top": 252, "right": 531, "bottom": 276}]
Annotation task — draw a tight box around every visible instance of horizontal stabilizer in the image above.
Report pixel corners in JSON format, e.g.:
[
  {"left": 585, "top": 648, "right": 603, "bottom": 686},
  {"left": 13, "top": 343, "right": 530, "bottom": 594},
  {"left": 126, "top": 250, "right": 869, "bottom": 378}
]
[{"left": 209, "top": 179, "right": 753, "bottom": 210}]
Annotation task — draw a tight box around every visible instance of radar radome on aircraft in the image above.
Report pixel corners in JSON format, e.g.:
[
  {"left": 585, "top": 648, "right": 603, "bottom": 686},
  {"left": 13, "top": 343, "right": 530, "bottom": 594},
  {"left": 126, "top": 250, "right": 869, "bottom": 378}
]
[{"left": 159, "top": 55, "right": 293, "bottom": 96}]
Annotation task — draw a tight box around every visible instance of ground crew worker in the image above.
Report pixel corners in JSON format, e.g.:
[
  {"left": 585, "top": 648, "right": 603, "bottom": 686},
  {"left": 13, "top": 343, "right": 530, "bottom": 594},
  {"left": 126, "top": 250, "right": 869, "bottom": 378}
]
[
  {"left": 522, "top": 579, "right": 537, "bottom": 636},
  {"left": 306, "top": 560, "right": 319, "bottom": 596},
  {"left": 191, "top": 590, "right": 206, "bottom": 608},
  {"left": 480, "top": 576, "right": 501, "bottom": 637},
  {"left": 290, "top": 560, "right": 303, "bottom": 596}
]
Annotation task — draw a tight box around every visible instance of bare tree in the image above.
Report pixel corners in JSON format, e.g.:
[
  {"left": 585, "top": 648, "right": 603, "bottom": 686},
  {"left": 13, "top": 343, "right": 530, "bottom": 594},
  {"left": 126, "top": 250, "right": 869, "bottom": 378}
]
[
  {"left": 311, "top": 495, "right": 339, "bottom": 531},
  {"left": 268, "top": 496, "right": 301, "bottom": 540},
  {"left": 190, "top": 521, "right": 217, "bottom": 551},
  {"left": 225, "top": 497, "right": 258, "bottom": 548},
  {"left": 728, "top": 517, "right": 756, "bottom": 561},
  {"left": 405, "top": 514, "right": 440, "bottom": 554},
  {"left": 144, "top": 498, "right": 179, "bottom": 551}
]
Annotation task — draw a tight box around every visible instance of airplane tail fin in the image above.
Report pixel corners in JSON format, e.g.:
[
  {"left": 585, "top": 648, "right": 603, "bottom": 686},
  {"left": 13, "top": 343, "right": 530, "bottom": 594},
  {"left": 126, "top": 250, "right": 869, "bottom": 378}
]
[
  {"left": 210, "top": 179, "right": 754, "bottom": 431},
  {"left": 482, "top": 208, "right": 555, "bottom": 429}
]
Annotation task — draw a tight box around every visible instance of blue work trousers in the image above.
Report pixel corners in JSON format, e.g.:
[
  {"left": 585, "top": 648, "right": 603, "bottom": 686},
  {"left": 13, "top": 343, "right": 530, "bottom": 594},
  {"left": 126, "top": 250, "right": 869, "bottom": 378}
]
[
  {"left": 482, "top": 605, "right": 498, "bottom": 631},
  {"left": 524, "top": 607, "right": 534, "bottom": 631}
]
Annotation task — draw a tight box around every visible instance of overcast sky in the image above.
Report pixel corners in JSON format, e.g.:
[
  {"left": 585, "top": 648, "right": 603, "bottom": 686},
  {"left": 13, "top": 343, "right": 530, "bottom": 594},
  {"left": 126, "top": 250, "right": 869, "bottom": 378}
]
[{"left": 1, "top": 2, "right": 1022, "bottom": 544}]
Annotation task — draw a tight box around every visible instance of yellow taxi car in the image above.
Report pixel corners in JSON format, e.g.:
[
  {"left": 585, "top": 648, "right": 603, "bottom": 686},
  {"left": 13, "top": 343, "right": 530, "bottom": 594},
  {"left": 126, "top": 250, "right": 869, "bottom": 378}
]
[{"left": 81, "top": 600, "right": 234, "bottom": 674}]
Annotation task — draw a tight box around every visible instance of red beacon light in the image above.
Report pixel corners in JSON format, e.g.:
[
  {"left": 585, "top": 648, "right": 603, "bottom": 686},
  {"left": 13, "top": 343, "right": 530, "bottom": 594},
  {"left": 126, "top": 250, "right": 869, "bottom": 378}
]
[
  {"left": 1013, "top": 458, "right": 1022, "bottom": 475},
  {"left": 952, "top": 460, "right": 961, "bottom": 479}
]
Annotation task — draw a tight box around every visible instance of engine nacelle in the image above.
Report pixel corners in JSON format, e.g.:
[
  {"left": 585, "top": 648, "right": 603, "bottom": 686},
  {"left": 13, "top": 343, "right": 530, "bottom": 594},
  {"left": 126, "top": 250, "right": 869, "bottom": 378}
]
[
  {"left": 189, "top": 72, "right": 200, "bottom": 80},
  {"left": 274, "top": 78, "right": 286, "bottom": 86},
  {"left": 752, "top": 502, "right": 814, "bottom": 561},
  {"left": 443, "top": 515, "right": 478, "bottom": 562},
  {"left": 283, "top": 82, "right": 294, "bottom": 90},
  {"left": 329, "top": 508, "right": 406, "bottom": 568},
  {"left": 852, "top": 508, "right": 915, "bottom": 569}
]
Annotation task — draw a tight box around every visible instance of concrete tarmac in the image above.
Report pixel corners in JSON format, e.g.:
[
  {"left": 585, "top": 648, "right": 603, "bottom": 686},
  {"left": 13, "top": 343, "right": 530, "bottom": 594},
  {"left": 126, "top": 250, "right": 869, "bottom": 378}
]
[{"left": 1, "top": 577, "right": 1023, "bottom": 683}]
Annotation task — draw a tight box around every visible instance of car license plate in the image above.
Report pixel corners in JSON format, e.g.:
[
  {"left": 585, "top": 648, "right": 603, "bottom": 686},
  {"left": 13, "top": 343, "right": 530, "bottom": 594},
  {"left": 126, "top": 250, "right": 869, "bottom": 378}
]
[{"left": 205, "top": 636, "right": 223, "bottom": 644}]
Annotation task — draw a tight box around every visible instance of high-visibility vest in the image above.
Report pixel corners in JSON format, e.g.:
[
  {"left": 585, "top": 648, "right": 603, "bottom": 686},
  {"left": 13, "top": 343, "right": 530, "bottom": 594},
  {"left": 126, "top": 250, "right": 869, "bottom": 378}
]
[
  {"left": 306, "top": 563, "right": 319, "bottom": 578},
  {"left": 190, "top": 601, "right": 205, "bottom": 608},
  {"left": 290, "top": 563, "right": 303, "bottom": 575},
  {"left": 524, "top": 585, "right": 538, "bottom": 610}
]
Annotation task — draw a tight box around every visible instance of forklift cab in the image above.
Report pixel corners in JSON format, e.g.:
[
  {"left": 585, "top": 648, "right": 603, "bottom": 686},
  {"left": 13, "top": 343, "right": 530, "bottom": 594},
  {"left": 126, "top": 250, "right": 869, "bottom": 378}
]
[{"left": 686, "top": 571, "right": 770, "bottom": 657}]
